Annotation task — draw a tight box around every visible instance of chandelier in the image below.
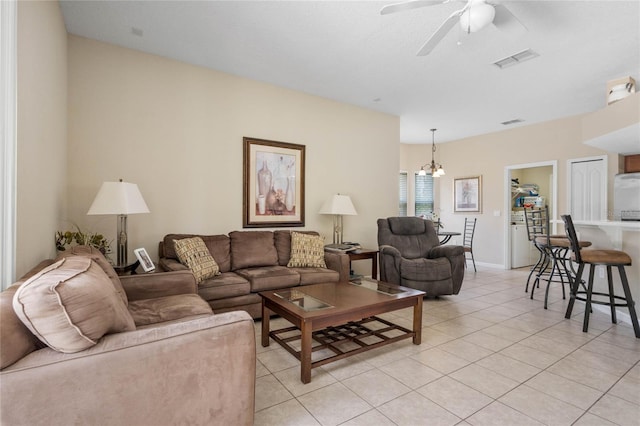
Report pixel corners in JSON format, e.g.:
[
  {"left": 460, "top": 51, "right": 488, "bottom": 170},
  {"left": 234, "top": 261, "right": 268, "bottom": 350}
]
[{"left": 418, "top": 129, "right": 445, "bottom": 178}]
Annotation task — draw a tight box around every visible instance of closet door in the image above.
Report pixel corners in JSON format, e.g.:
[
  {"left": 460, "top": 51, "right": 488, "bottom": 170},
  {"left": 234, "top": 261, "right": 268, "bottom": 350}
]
[{"left": 570, "top": 158, "right": 606, "bottom": 221}]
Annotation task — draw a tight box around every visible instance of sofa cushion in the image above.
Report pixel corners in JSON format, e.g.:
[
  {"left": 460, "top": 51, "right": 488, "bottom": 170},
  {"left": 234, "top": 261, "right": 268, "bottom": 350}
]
[
  {"left": 174, "top": 237, "right": 220, "bottom": 284},
  {"left": 164, "top": 234, "right": 231, "bottom": 273},
  {"left": 0, "top": 284, "right": 41, "bottom": 369},
  {"left": 287, "top": 232, "right": 327, "bottom": 268},
  {"left": 198, "top": 272, "right": 251, "bottom": 302},
  {"left": 234, "top": 266, "right": 300, "bottom": 292},
  {"left": 56, "top": 245, "right": 129, "bottom": 306},
  {"left": 229, "top": 231, "right": 278, "bottom": 270},
  {"left": 294, "top": 268, "right": 340, "bottom": 285},
  {"left": 12, "top": 257, "right": 136, "bottom": 353},
  {"left": 127, "top": 294, "right": 213, "bottom": 326}
]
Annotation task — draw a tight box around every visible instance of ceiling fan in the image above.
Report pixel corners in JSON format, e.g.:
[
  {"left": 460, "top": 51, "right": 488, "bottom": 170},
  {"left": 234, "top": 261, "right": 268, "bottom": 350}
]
[{"left": 381, "top": 0, "right": 527, "bottom": 56}]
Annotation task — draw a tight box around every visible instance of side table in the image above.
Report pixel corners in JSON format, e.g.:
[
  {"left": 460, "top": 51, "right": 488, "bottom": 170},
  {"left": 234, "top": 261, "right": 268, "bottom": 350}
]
[
  {"left": 347, "top": 249, "right": 378, "bottom": 279},
  {"left": 113, "top": 260, "right": 140, "bottom": 276}
]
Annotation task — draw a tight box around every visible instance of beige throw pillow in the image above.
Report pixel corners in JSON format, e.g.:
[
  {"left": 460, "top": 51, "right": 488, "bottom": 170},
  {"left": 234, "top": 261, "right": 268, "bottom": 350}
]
[
  {"left": 174, "top": 237, "right": 220, "bottom": 284},
  {"left": 287, "top": 232, "right": 327, "bottom": 268},
  {"left": 12, "top": 257, "right": 136, "bottom": 353}
]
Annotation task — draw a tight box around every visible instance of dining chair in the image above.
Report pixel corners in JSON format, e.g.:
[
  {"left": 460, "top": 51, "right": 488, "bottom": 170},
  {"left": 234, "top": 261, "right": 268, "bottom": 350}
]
[
  {"left": 561, "top": 214, "right": 639, "bottom": 338},
  {"left": 462, "top": 218, "right": 476, "bottom": 272}
]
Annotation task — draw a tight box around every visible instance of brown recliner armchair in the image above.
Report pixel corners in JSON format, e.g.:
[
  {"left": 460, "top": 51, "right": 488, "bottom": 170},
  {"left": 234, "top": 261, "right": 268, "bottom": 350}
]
[{"left": 377, "top": 217, "right": 465, "bottom": 296}]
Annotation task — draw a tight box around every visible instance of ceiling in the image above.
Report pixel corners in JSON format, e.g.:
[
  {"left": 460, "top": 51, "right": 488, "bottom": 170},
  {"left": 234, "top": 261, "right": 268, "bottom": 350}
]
[{"left": 59, "top": 0, "right": 640, "bottom": 144}]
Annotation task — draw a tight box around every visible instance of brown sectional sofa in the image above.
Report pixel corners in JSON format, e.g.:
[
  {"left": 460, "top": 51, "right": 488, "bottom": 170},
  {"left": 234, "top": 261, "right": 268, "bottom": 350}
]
[
  {"left": 159, "top": 230, "right": 350, "bottom": 318},
  {"left": 1, "top": 247, "right": 256, "bottom": 426}
]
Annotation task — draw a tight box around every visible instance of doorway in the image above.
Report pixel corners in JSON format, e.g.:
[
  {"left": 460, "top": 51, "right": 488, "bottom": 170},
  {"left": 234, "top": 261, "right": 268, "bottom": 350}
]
[{"left": 503, "top": 161, "right": 558, "bottom": 270}]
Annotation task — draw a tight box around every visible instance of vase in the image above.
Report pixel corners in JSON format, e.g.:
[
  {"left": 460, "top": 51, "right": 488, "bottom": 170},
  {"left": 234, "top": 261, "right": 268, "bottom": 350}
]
[
  {"left": 266, "top": 189, "right": 277, "bottom": 213},
  {"left": 285, "top": 176, "right": 295, "bottom": 211},
  {"left": 257, "top": 160, "right": 272, "bottom": 197}
]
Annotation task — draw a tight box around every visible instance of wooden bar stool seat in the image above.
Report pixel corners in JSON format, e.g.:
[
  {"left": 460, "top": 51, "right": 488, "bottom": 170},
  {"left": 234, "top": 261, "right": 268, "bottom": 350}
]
[
  {"left": 579, "top": 249, "right": 631, "bottom": 265},
  {"left": 561, "top": 215, "right": 640, "bottom": 338}
]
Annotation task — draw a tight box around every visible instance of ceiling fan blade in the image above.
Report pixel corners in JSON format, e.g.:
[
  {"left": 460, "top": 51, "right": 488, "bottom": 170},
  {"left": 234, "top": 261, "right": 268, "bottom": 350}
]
[
  {"left": 380, "top": 0, "right": 444, "bottom": 16},
  {"left": 417, "top": 10, "right": 461, "bottom": 56},
  {"left": 492, "top": 4, "right": 527, "bottom": 35}
]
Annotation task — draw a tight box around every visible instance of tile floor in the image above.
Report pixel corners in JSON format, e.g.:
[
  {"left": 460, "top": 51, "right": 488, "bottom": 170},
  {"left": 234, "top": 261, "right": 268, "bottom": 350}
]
[{"left": 252, "top": 267, "right": 640, "bottom": 426}]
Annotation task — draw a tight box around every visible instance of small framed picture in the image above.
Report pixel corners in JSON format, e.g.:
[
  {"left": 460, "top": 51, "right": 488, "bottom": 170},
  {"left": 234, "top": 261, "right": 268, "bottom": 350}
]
[
  {"left": 134, "top": 248, "right": 155, "bottom": 272},
  {"left": 454, "top": 176, "right": 482, "bottom": 213}
]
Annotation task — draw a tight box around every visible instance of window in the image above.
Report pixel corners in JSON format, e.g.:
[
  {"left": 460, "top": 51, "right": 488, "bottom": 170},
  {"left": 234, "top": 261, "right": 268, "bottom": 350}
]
[
  {"left": 415, "top": 173, "right": 434, "bottom": 217},
  {"left": 399, "top": 172, "right": 407, "bottom": 216}
]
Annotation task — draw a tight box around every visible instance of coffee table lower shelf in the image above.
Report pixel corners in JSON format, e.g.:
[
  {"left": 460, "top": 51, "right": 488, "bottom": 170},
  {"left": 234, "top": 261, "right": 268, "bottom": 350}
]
[{"left": 269, "top": 316, "right": 415, "bottom": 370}]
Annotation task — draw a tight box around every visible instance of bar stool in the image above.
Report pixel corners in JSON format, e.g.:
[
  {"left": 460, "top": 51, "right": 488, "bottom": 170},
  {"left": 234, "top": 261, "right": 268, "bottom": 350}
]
[
  {"left": 524, "top": 206, "right": 549, "bottom": 292},
  {"left": 525, "top": 206, "right": 587, "bottom": 309},
  {"left": 561, "top": 215, "right": 640, "bottom": 338}
]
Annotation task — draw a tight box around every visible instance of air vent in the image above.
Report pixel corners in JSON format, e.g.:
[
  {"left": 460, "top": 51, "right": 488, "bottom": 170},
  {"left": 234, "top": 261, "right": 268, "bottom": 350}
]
[
  {"left": 493, "top": 49, "right": 539, "bottom": 69},
  {"left": 501, "top": 118, "right": 524, "bottom": 126}
]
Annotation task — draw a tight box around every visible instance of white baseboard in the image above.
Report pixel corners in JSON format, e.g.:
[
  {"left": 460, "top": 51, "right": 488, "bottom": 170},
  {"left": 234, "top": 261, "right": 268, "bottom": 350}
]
[
  {"left": 471, "top": 261, "right": 504, "bottom": 270},
  {"left": 589, "top": 304, "right": 635, "bottom": 328}
]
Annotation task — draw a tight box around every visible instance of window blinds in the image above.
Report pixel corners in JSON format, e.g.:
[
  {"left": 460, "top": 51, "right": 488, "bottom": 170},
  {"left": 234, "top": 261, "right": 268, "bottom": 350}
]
[{"left": 415, "top": 173, "right": 434, "bottom": 217}]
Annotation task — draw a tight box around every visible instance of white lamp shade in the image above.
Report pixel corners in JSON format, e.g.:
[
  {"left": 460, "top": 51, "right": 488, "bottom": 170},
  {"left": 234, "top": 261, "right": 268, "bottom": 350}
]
[
  {"left": 319, "top": 194, "right": 357, "bottom": 216},
  {"left": 460, "top": 1, "right": 495, "bottom": 33},
  {"left": 87, "top": 181, "right": 150, "bottom": 215}
]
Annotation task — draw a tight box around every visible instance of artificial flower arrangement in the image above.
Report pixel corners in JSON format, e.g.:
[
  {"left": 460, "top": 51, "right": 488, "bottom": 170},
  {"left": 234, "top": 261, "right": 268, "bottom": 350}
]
[{"left": 55, "top": 225, "right": 112, "bottom": 255}]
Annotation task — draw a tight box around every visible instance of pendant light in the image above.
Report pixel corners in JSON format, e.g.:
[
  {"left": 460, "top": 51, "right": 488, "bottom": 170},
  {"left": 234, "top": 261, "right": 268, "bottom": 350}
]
[{"left": 418, "top": 129, "right": 445, "bottom": 178}]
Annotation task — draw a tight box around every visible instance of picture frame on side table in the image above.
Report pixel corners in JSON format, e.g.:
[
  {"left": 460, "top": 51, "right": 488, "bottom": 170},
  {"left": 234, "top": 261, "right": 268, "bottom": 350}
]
[
  {"left": 243, "top": 137, "right": 305, "bottom": 228},
  {"left": 454, "top": 176, "right": 482, "bottom": 213},
  {"left": 134, "top": 248, "right": 155, "bottom": 272}
]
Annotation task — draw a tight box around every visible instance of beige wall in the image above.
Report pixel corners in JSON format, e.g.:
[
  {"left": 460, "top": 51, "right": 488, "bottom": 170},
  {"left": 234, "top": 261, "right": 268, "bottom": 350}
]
[
  {"left": 67, "top": 36, "right": 400, "bottom": 273},
  {"left": 17, "top": 2, "right": 637, "bottom": 283},
  {"left": 401, "top": 113, "right": 623, "bottom": 267},
  {"left": 16, "top": 1, "right": 68, "bottom": 279}
]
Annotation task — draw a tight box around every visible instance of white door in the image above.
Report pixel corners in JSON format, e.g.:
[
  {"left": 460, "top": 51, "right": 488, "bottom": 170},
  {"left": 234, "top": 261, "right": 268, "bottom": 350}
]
[{"left": 569, "top": 157, "right": 607, "bottom": 221}]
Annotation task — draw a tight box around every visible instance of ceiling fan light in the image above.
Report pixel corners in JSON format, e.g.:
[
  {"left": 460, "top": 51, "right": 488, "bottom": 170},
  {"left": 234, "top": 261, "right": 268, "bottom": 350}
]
[{"left": 460, "top": 2, "right": 495, "bottom": 33}]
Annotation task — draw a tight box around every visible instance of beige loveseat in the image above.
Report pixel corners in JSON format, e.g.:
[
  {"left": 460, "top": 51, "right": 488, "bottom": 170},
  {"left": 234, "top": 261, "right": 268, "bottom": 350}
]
[
  {"left": 159, "top": 230, "right": 350, "bottom": 318},
  {"left": 0, "top": 246, "right": 256, "bottom": 426}
]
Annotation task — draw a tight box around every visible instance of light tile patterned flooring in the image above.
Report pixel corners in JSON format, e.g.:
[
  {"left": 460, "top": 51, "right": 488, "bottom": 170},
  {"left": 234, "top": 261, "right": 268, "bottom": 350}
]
[{"left": 252, "top": 267, "right": 640, "bottom": 426}]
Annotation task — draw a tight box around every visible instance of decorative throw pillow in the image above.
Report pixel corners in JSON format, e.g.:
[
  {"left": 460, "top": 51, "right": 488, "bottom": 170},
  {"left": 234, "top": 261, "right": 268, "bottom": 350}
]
[
  {"left": 174, "top": 237, "right": 220, "bottom": 284},
  {"left": 287, "top": 232, "right": 327, "bottom": 268},
  {"left": 56, "top": 245, "right": 129, "bottom": 306},
  {"left": 12, "top": 257, "right": 136, "bottom": 354}
]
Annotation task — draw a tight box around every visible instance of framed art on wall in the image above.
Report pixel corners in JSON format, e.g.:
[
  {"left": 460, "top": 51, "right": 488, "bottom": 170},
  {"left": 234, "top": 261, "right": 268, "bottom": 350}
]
[
  {"left": 454, "top": 176, "right": 482, "bottom": 213},
  {"left": 243, "top": 137, "right": 305, "bottom": 228}
]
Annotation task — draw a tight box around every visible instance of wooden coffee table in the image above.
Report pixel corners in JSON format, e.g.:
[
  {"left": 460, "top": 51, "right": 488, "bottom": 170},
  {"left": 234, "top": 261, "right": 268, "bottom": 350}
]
[{"left": 260, "top": 279, "right": 424, "bottom": 383}]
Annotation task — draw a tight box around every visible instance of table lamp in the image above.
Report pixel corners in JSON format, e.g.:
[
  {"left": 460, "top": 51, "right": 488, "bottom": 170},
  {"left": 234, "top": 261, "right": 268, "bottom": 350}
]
[
  {"left": 87, "top": 179, "right": 150, "bottom": 266},
  {"left": 319, "top": 194, "right": 357, "bottom": 248}
]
